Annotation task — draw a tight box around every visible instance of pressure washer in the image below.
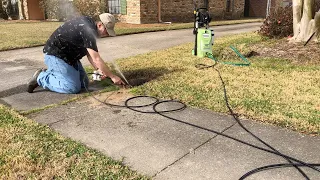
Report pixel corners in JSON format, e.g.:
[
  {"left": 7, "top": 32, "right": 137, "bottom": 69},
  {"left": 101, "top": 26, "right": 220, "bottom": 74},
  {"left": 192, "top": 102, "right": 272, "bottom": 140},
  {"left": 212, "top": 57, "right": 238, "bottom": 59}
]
[
  {"left": 192, "top": 0, "right": 214, "bottom": 58},
  {"left": 192, "top": 0, "right": 250, "bottom": 66}
]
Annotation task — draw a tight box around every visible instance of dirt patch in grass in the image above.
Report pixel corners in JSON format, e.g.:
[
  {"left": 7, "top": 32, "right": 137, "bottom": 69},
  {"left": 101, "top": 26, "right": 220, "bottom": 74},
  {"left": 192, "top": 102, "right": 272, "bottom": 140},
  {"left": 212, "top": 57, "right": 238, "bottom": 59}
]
[
  {"left": 80, "top": 89, "right": 133, "bottom": 109},
  {"left": 253, "top": 39, "right": 320, "bottom": 65}
]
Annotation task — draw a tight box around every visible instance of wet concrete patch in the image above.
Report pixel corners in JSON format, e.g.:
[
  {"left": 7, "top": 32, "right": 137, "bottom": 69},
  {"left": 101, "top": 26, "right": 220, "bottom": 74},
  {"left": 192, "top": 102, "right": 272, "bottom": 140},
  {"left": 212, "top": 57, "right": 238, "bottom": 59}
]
[
  {"left": 1, "top": 91, "right": 76, "bottom": 111},
  {"left": 0, "top": 60, "right": 41, "bottom": 96}
]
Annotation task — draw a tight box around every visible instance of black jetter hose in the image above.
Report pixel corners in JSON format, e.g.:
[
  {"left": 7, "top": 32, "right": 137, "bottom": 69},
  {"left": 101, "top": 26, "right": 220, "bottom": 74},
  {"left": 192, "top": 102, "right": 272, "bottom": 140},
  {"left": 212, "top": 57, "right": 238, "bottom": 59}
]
[
  {"left": 84, "top": 70, "right": 320, "bottom": 179},
  {"left": 200, "top": 62, "right": 317, "bottom": 179}
]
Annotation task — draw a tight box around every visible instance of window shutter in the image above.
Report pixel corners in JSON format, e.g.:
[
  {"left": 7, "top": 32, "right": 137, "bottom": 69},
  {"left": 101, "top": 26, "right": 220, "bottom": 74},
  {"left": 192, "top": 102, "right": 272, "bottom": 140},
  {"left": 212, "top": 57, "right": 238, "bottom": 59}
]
[{"left": 121, "top": 0, "right": 127, "bottom": 15}]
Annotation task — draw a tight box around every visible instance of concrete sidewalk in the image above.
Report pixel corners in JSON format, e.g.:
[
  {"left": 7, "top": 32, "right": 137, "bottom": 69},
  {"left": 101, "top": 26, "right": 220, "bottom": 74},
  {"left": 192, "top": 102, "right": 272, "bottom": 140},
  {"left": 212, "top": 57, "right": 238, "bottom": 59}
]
[
  {"left": 0, "top": 23, "right": 319, "bottom": 179},
  {"left": 19, "top": 90, "right": 320, "bottom": 179}
]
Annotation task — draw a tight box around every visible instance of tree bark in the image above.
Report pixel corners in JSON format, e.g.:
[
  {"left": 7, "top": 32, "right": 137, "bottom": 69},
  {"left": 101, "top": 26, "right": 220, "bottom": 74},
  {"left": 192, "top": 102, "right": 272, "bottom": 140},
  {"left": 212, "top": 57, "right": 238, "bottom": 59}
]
[
  {"left": 292, "top": 0, "right": 302, "bottom": 38},
  {"left": 315, "top": 11, "right": 320, "bottom": 41},
  {"left": 18, "top": 0, "right": 24, "bottom": 19},
  {"left": 292, "top": 0, "right": 320, "bottom": 42}
]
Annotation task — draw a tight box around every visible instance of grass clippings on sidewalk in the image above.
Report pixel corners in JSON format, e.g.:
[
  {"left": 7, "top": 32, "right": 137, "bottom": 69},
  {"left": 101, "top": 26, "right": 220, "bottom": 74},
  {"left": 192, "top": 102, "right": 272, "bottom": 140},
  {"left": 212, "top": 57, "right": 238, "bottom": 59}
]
[
  {"left": 0, "top": 18, "right": 262, "bottom": 51},
  {"left": 116, "top": 32, "right": 320, "bottom": 135},
  {"left": 0, "top": 105, "right": 149, "bottom": 179}
]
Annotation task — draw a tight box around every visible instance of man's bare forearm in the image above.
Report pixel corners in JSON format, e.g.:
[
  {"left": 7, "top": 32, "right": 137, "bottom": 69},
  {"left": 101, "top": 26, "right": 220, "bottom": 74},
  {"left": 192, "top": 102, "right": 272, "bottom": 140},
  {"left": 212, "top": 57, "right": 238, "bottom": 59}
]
[
  {"left": 87, "top": 54, "right": 98, "bottom": 70},
  {"left": 87, "top": 49, "right": 114, "bottom": 77},
  {"left": 94, "top": 58, "right": 113, "bottom": 77}
]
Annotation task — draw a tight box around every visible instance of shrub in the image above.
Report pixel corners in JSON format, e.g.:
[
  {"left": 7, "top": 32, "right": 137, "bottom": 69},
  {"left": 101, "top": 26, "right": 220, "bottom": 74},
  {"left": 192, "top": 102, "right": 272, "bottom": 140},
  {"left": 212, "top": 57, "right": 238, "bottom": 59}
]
[
  {"left": 259, "top": 6, "right": 293, "bottom": 38},
  {"left": 40, "top": 0, "right": 106, "bottom": 21},
  {"left": 73, "top": 0, "right": 106, "bottom": 20}
]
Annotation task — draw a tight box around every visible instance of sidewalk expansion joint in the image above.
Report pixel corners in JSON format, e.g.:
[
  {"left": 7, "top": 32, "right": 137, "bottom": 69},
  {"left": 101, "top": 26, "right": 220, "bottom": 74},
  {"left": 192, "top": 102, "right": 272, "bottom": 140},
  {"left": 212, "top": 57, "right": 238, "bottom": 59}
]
[{"left": 153, "top": 121, "right": 237, "bottom": 178}]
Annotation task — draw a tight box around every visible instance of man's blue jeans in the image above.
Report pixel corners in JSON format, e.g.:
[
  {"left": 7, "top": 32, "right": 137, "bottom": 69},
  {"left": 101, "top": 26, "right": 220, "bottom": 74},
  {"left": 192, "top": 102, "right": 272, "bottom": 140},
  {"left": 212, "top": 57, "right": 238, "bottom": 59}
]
[{"left": 37, "top": 55, "right": 89, "bottom": 94}]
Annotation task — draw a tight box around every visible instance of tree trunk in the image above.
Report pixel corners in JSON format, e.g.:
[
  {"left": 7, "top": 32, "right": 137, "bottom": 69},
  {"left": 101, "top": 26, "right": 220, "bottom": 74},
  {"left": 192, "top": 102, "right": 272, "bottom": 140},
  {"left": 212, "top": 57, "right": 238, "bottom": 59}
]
[
  {"left": 292, "top": 0, "right": 320, "bottom": 42},
  {"left": 292, "top": 0, "right": 302, "bottom": 38},
  {"left": 315, "top": 11, "right": 320, "bottom": 41},
  {"left": 18, "top": 0, "right": 24, "bottom": 19}
]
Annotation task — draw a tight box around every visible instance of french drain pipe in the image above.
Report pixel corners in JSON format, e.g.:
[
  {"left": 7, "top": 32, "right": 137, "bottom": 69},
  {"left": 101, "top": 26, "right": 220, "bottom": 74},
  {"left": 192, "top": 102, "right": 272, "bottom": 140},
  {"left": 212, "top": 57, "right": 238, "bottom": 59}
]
[{"left": 157, "top": 0, "right": 171, "bottom": 24}]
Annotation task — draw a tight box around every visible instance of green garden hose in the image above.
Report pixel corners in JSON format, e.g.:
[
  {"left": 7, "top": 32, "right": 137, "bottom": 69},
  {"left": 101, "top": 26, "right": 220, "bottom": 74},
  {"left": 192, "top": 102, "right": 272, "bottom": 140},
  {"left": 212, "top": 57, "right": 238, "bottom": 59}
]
[{"left": 206, "top": 45, "right": 251, "bottom": 66}]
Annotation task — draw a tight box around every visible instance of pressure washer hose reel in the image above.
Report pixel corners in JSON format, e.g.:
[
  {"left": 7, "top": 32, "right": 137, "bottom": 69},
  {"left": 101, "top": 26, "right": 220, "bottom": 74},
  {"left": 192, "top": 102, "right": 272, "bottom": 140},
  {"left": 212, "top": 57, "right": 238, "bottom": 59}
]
[{"left": 192, "top": 0, "right": 214, "bottom": 58}]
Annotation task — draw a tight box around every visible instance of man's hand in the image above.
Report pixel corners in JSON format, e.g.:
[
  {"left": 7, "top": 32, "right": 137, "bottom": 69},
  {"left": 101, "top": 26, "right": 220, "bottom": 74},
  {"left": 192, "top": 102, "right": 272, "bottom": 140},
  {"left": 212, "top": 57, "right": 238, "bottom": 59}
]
[
  {"left": 103, "top": 74, "right": 125, "bottom": 85},
  {"left": 87, "top": 48, "right": 125, "bottom": 86}
]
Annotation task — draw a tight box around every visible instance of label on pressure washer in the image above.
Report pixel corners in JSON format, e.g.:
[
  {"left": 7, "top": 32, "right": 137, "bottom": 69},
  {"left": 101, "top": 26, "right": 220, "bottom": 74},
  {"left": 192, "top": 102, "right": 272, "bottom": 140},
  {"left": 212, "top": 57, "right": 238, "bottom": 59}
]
[
  {"left": 196, "top": 28, "right": 213, "bottom": 58},
  {"left": 203, "top": 34, "right": 210, "bottom": 38}
]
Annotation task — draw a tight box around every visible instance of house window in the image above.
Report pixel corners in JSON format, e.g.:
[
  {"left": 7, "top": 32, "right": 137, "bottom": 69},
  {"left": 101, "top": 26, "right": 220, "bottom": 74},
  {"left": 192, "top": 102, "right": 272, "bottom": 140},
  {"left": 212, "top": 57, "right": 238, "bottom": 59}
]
[
  {"left": 108, "top": 0, "right": 127, "bottom": 14},
  {"left": 108, "top": 0, "right": 121, "bottom": 14}
]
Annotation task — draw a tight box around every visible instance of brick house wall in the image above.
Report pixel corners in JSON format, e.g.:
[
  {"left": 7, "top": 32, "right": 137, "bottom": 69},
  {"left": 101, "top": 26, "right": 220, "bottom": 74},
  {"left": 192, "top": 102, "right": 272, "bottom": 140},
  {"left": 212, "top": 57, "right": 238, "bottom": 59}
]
[
  {"left": 247, "top": 0, "right": 286, "bottom": 18},
  {"left": 224, "top": 0, "right": 245, "bottom": 19},
  {"left": 140, "top": 0, "right": 158, "bottom": 23},
  {"left": 158, "top": 0, "right": 202, "bottom": 23},
  {"left": 118, "top": 0, "right": 245, "bottom": 24},
  {"left": 17, "top": 0, "right": 246, "bottom": 23},
  {"left": 247, "top": 0, "right": 267, "bottom": 17}
]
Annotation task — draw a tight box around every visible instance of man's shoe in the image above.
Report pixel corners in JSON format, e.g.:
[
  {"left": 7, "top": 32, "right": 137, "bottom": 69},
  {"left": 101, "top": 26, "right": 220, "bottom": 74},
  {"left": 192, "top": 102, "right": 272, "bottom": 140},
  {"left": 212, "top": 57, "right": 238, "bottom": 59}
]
[{"left": 27, "top": 69, "right": 43, "bottom": 93}]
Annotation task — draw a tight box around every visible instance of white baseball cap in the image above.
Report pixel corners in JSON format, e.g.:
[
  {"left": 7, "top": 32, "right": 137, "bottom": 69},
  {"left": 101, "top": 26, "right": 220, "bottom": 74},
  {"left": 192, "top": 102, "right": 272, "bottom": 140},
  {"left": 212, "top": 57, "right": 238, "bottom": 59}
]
[{"left": 99, "top": 13, "right": 116, "bottom": 37}]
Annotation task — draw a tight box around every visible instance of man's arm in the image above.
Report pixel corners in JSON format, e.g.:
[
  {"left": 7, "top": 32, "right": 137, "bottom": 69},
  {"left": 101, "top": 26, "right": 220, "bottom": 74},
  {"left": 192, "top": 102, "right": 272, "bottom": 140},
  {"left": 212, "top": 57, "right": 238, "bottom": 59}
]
[
  {"left": 87, "top": 54, "right": 98, "bottom": 70},
  {"left": 87, "top": 48, "right": 125, "bottom": 85}
]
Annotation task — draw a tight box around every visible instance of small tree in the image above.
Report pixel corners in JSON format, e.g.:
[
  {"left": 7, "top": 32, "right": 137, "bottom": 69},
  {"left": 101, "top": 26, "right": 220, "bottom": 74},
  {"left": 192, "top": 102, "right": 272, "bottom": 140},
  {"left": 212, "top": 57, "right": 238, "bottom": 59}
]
[
  {"left": 41, "top": 0, "right": 105, "bottom": 21},
  {"left": 292, "top": 0, "right": 320, "bottom": 42},
  {"left": 73, "top": 0, "right": 104, "bottom": 20}
]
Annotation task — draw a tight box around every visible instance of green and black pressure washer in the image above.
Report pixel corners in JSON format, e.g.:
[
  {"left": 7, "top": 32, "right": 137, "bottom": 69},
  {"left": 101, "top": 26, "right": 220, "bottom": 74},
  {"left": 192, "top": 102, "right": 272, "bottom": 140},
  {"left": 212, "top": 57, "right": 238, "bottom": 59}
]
[
  {"left": 192, "top": 0, "right": 250, "bottom": 66},
  {"left": 192, "top": 0, "right": 214, "bottom": 58}
]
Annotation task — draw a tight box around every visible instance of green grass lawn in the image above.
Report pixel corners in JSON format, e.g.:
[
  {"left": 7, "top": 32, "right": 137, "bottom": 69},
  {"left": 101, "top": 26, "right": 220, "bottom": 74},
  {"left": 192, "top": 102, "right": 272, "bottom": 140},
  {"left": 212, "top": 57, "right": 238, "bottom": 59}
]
[
  {"left": 0, "top": 105, "right": 149, "bottom": 179},
  {"left": 0, "top": 18, "right": 262, "bottom": 51},
  {"left": 116, "top": 33, "right": 320, "bottom": 135},
  {"left": 0, "top": 21, "right": 62, "bottom": 51}
]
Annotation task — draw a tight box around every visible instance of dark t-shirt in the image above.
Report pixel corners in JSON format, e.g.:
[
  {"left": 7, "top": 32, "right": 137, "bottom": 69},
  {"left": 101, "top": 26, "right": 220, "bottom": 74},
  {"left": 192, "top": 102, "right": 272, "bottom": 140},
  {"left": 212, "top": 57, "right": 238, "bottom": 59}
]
[{"left": 43, "top": 16, "right": 98, "bottom": 66}]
